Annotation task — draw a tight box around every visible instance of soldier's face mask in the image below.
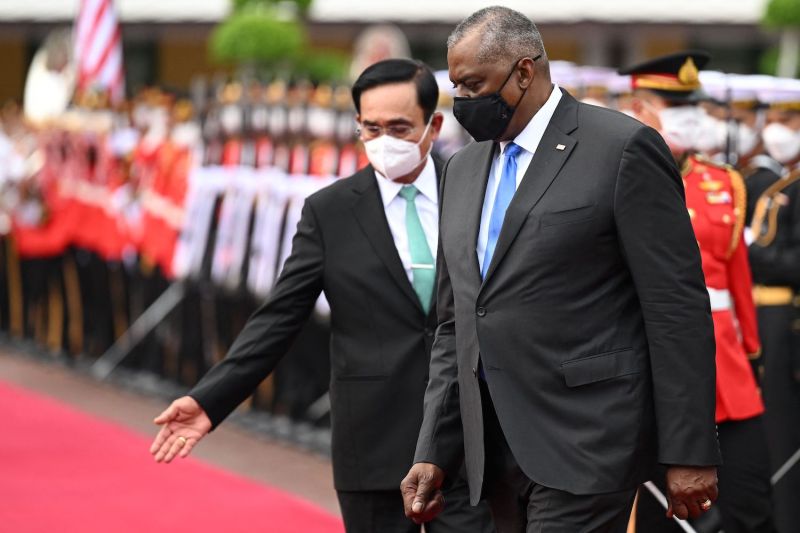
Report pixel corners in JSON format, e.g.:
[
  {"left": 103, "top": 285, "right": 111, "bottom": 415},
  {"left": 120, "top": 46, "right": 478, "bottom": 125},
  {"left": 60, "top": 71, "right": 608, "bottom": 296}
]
[
  {"left": 762, "top": 122, "right": 800, "bottom": 163},
  {"left": 694, "top": 110, "right": 728, "bottom": 155},
  {"left": 735, "top": 122, "right": 760, "bottom": 157},
  {"left": 363, "top": 116, "right": 433, "bottom": 181},
  {"left": 452, "top": 55, "right": 540, "bottom": 142},
  {"left": 657, "top": 105, "right": 703, "bottom": 154}
]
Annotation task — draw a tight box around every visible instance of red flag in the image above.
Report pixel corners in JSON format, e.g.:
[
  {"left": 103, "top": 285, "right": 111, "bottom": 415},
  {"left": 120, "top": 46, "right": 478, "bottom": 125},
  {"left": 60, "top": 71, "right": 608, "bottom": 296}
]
[{"left": 74, "top": 0, "right": 125, "bottom": 103}]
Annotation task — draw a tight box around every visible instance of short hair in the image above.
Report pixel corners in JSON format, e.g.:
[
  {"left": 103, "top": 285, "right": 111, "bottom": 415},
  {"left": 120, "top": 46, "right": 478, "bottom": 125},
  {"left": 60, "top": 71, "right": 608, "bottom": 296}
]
[
  {"left": 447, "top": 6, "right": 546, "bottom": 66},
  {"left": 351, "top": 59, "right": 439, "bottom": 122}
]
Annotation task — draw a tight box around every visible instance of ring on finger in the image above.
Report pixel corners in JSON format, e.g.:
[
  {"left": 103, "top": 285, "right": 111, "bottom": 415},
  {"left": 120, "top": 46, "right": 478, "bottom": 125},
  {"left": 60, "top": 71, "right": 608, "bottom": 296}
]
[
  {"left": 700, "top": 498, "right": 712, "bottom": 511},
  {"left": 176, "top": 436, "right": 187, "bottom": 446}
]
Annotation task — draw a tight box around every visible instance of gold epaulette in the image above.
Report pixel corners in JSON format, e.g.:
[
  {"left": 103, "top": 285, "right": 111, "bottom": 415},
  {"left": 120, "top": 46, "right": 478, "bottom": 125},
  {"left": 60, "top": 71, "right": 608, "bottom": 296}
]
[
  {"left": 750, "top": 169, "right": 800, "bottom": 247},
  {"left": 727, "top": 167, "right": 747, "bottom": 258},
  {"left": 684, "top": 153, "right": 733, "bottom": 176},
  {"left": 694, "top": 153, "right": 736, "bottom": 171}
]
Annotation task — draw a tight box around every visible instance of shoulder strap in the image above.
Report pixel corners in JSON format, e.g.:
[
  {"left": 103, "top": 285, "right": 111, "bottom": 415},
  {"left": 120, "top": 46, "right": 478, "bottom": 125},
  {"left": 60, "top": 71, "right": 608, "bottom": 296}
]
[
  {"left": 750, "top": 169, "right": 800, "bottom": 247},
  {"left": 749, "top": 154, "right": 784, "bottom": 177}
]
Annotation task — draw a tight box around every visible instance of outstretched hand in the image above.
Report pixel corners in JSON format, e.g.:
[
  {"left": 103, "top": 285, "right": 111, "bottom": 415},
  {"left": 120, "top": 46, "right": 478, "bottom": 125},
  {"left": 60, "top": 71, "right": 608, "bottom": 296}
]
[
  {"left": 400, "top": 462, "right": 446, "bottom": 524},
  {"left": 149, "top": 396, "right": 212, "bottom": 463}
]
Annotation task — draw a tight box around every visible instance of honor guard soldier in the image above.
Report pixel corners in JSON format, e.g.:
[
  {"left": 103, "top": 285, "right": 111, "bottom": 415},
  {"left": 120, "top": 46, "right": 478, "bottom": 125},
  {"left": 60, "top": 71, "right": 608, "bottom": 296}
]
[
  {"left": 749, "top": 77, "right": 800, "bottom": 533},
  {"left": 266, "top": 79, "right": 291, "bottom": 173},
  {"left": 695, "top": 70, "right": 730, "bottom": 161},
  {"left": 332, "top": 84, "right": 368, "bottom": 177},
  {"left": 249, "top": 82, "right": 272, "bottom": 169},
  {"left": 219, "top": 82, "right": 245, "bottom": 168},
  {"left": 307, "top": 83, "right": 340, "bottom": 177},
  {"left": 623, "top": 51, "right": 777, "bottom": 533},
  {"left": 727, "top": 75, "right": 785, "bottom": 220},
  {"left": 287, "top": 79, "right": 313, "bottom": 176}
]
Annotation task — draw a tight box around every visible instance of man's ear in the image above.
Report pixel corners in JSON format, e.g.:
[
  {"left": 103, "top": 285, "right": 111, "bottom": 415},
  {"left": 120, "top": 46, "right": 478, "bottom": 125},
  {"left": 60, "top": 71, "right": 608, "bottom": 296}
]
[
  {"left": 518, "top": 57, "right": 536, "bottom": 89},
  {"left": 428, "top": 112, "right": 444, "bottom": 142}
]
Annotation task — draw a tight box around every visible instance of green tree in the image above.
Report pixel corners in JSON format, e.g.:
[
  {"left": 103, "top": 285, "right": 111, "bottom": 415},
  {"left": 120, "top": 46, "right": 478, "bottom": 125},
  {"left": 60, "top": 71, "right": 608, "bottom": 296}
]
[
  {"left": 763, "top": 0, "right": 800, "bottom": 77},
  {"left": 209, "top": 8, "right": 305, "bottom": 68},
  {"left": 232, "top": 0, "right": 313, "bottom": 16},
  {"left": 210, "top": 0, "right": 350, "bottom": 82}
]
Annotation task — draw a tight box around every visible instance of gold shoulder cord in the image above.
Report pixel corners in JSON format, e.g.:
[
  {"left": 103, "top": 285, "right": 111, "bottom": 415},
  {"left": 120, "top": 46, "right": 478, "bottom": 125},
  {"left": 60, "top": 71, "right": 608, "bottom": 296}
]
[
  {"left": 751, "top": 169, "right": 800, "bottom": 247},
  {"left": 727, "top": 168, "right": 747, "bottom": 258},
  {"left": 681, "top": 155, "right": 694, "bottom": 179}
]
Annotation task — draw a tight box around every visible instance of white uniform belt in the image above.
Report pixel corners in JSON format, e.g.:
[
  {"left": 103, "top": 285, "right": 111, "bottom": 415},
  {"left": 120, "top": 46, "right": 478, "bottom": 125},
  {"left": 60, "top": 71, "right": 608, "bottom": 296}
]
[{"left": 707, "top": 287, "right": 732, "bottom": 312}]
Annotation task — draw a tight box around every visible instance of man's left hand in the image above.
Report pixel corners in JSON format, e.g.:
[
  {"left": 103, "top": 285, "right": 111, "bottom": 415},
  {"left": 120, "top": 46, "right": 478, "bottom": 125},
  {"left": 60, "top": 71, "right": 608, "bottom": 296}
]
[{"left": 665, "top": 465, "right": 718, "bottom": 520}]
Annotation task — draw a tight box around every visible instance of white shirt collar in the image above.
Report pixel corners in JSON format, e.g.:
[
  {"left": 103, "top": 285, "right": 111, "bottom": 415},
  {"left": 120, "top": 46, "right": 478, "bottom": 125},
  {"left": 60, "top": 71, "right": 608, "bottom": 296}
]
[
  {"left": 374, "top": 155, "right": 438, "bottom": 207},
  {"left": 500, "top": 83, "right": 563, "bottom": 156}
]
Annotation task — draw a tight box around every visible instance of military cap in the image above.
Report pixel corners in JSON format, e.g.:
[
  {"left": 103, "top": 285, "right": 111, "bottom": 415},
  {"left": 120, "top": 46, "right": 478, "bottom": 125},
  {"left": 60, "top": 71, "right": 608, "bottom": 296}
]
[
  {"left": 698, "top": 70, "right": 729, "bottom": 104},
  {"left": 727, "top": 74, "right": 774, "bottom": 109},
  {"left": 757, "top": 77, "right": 800, "bottom": 111},
  {"left": 619, "top": 50, "right": 711, "bottom": 103}
]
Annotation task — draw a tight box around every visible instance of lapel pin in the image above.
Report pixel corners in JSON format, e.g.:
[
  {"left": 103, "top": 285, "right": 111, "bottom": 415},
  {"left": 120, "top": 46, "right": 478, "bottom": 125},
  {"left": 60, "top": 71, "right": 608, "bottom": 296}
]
[{"left": 556, "top": 144, "right": 566, "bottom": 151}]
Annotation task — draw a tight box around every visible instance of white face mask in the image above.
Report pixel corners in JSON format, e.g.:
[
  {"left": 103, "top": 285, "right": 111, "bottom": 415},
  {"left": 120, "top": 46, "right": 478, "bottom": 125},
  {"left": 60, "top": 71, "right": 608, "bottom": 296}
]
[
  {"left": 735, "top": 123, "right": 760, "bottom": 157},
  {"left": 364, "top": 118, "right": 432, "bottom": 181},
  {"left": 762, "top": 122, "right": 800, "bottom": 164},
  {"left": 694, "top": 112, "right": 728, "bottom": 154},
  {"left": 658, "top": 106, "right": 703, "bottom": 153}
]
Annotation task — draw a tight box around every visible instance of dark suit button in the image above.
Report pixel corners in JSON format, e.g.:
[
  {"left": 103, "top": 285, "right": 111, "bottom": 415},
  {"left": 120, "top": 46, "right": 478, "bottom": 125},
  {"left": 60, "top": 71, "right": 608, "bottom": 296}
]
[
  {"left": 476, "top": 306, "right": 486, "bottom": 317},
  {"left": 424, "top": 328, "right": 433, "bottom": 337}
]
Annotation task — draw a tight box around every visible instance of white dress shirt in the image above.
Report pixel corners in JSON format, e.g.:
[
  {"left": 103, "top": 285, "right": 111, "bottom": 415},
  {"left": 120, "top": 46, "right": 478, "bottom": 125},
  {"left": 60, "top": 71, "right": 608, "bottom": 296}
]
[
  {"left": 476, "top": 85, "right": 563, "bottom": 273},
  {"left": 375, "top": 156, "right": 439, "bottom": 283}
]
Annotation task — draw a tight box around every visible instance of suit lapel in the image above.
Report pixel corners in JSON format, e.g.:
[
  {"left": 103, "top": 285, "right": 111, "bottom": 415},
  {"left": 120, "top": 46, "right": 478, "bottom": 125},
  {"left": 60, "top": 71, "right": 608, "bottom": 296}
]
[
  {"left": 351, "top": 166, "right": 425, "bottom": 313},
  {"left": 463, "top": 142, "right": 498, "bottom": 284},
  {"left": 481, "top": 92, "right": 580, "bottom": 285}
]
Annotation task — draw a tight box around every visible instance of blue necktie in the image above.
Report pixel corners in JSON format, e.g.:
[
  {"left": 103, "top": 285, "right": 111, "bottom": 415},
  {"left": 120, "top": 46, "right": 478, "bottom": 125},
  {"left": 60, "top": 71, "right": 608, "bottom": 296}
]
[{"left": 482, "top": 142, "right": 522, "bottom": 278}]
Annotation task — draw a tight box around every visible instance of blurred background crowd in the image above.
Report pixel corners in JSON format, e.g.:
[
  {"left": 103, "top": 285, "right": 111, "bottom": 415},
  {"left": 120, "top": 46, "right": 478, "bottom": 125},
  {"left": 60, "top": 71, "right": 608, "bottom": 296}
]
[{"left": 1, "top": 1, "right": 800, "bottom": 531}]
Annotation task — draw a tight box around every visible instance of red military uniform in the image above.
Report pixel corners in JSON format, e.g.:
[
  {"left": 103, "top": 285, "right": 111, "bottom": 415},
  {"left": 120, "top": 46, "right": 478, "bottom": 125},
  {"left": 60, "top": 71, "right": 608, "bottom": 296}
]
[{"left": 684, "top": 154, "right": 763, "bottom": 422}]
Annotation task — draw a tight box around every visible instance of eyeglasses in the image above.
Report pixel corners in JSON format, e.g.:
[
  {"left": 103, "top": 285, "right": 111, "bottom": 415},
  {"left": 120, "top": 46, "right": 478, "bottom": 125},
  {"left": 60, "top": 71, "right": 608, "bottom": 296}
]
[{"left": 356, "top": 122, "right": 418, "bottom": 141}]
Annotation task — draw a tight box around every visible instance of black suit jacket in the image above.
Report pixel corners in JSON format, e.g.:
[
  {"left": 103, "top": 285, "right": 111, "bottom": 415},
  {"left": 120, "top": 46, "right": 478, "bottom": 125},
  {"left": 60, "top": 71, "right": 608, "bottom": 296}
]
[
  {"left": 190, "top": 161, "right": 440, "bottom": 491},
  {"left": 414, "top": 91, "right": 721, "bottom": 504}
]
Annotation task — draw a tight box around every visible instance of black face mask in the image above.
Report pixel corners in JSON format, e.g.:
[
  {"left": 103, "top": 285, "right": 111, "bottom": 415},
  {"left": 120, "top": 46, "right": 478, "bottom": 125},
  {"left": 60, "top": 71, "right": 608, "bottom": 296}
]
[{"left": 452, "top": 55, "right": 540, "bottom": 142}]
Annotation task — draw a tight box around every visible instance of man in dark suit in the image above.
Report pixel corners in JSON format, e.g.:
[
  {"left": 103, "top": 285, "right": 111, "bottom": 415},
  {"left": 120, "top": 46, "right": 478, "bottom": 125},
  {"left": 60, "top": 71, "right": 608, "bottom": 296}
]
[
  {"left": 148, "top": 59, "right": 494, "bottom": 533},
  {"left": 401, "top": 7, "right": 721, "bottom": 532}
]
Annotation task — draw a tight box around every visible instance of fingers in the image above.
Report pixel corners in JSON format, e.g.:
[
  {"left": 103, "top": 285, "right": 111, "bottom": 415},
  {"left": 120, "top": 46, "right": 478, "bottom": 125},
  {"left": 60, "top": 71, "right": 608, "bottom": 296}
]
[
  {"left": 160, "top": 435, "right": 188, "bottom": 464},
  {"left": 412, "top": 475, "right": 436, "bottom": 514},
  {"left": 401, "top": 464, "right": 445, "bottom": 524},
  {"left": 400, "top": 473, "right": 419, "bottom": 517},
  {"left": 708, "top": 482, "right": 719, "bottom": 502},
  {"left": 152, "top": 432, "right": 175, "bottom": 463},
  {"left": 670, "top": 500, "right": 690, "bottom": 520},
  {"left": 412, "top": 491, "right": 444, "bottom": 525},
  {"left": 149, "top": 424, "right": 172, "bottom": 456},
  {"left": 178, "top": 437, "right": 197, "bottom": 458},
  {"left": 685, "top": 499, "right": 703, "bottom": 519},
  {"left": 664, "top": 466, "right": 718, "bottom": 521},
  {"left": 154, "top": 401, "right": 180, "bottom": 425},
  {"left": 668, "top": 493, "right": 713, "bottom": 520}
]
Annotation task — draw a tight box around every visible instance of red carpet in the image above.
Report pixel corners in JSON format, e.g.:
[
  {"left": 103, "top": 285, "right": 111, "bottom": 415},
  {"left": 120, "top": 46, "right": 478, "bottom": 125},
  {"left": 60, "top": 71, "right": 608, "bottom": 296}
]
[{"left": 0, "top": 380, "right": 343, "bottom": 533}]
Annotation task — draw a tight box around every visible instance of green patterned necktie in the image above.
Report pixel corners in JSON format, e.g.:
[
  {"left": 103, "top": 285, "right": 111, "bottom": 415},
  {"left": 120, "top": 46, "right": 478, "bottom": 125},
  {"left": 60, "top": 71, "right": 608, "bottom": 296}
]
[{"left": 398, "top": 185, "right": 435, "bottom": 313}]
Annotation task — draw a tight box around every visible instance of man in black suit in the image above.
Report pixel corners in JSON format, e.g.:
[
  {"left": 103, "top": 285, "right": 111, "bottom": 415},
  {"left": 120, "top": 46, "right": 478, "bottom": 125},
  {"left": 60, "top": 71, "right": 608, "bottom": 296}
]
[
  {"left": 149, "top": 59, "right": 494, "bottom": 533},
  {"left": 401, "top": 7, "right": 721, "bottom": 532}
]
